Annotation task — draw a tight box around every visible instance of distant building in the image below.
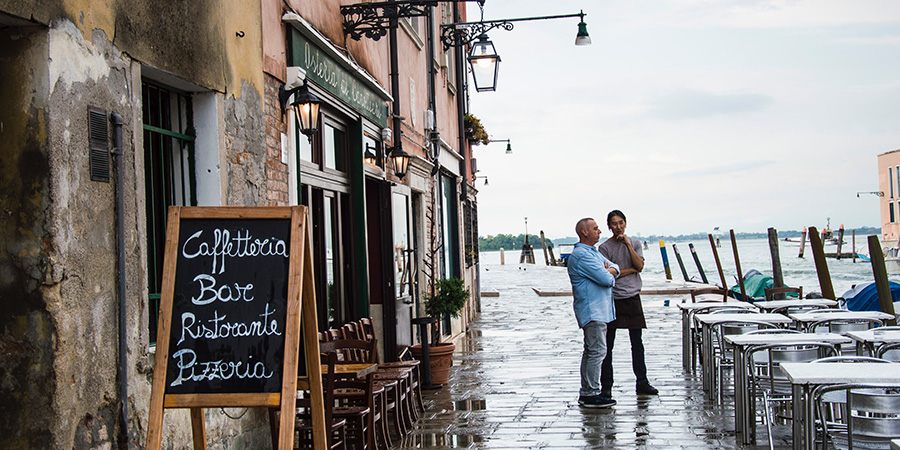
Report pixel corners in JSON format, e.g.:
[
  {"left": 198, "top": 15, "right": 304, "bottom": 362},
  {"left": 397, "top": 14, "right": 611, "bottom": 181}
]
[{"left": 878, "top": 149, "right": 900, "bottom": 245}]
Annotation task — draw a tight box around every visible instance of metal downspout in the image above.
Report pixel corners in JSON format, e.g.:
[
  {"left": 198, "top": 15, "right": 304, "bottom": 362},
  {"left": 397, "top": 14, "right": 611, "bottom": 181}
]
[
  {"left": 426, "top": 6, "right": 439, "bottom": 163},
  {"left": 453, "top": 3, "right": 481, "bottom": 313},
  {"left": 109, "top": 111, "right": 128, "bottom": 448}
]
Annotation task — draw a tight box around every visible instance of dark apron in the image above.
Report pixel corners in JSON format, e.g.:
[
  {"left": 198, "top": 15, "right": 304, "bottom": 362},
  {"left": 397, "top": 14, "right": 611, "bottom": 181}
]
[{"left": 609, "top": 294, "right": 646, "bottom": 329}]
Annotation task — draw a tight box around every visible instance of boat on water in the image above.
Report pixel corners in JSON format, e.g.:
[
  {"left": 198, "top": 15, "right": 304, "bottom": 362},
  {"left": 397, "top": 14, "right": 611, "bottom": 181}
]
[
  {"left": 556, "top": 244, "right": 575, "bottom": 266},
  {"left": 781, "top": 220, "right": 846, "bottom": 246}
]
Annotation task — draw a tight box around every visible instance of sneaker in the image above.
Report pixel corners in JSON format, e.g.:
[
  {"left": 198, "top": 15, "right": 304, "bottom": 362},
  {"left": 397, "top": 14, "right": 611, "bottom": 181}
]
[
  {"left": 579, "top": 394, "right": 616, "bottom": 408},
  {"left": 636, "top": 383, "right": 659, "bottom": 395}
]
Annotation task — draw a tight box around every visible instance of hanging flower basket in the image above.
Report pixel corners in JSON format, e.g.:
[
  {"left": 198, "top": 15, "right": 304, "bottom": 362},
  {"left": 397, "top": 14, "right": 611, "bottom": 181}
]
[{"left": 464, "top": 113, "right": 490, "bottom": 146}]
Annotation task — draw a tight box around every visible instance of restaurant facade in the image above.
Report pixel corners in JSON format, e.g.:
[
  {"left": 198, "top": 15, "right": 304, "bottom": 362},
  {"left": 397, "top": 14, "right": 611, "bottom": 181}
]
[{"left": 0, "top": 0, "right": 480, "bottom": 448}]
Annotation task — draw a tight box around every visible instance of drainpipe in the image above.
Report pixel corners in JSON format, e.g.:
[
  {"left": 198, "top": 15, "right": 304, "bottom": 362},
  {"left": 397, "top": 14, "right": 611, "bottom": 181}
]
[
  {"left": 109, "top": 111, "right": 128, "bottom": 448},
  {"left": 454, "top": 2, "right": 469, "bottom": 195},
  {"left": 426, "top": 6, "right": 439, "bottom": 164},
  {"left": 452, "top": 3, "right": 481, "bottom": 313},
  {"left": 389, "top": 17, "right": 402, "bottom": 155}
]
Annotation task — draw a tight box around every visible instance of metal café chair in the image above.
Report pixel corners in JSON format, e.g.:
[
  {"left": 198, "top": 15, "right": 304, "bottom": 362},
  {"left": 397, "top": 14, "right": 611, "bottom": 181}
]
[
  {"left": 771, "top": 303, "right": 830, "bottom": 315},
  {"left": 875, "top": 342, "right": 900, "bottom": 362},
  {"left": 808, "top": 318, "right": 884, "bottom": 335},
  {"left": 689, "top": 304, "right": 754, "bottom": 371},
  {"left": 713, "top": 319, "right": 778, "bottom": 403},
  {"left": 746, "top": 342, "right": 837, "bottom": 450},
  {"left": 814, "top": 383, "right": 900, "bottom": 450}
]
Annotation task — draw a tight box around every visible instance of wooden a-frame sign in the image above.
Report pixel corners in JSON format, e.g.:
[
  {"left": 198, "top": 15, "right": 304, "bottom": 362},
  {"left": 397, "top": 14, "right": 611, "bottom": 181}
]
[{"left": 146, "top": 206, "right": 325, "bottom": 450}]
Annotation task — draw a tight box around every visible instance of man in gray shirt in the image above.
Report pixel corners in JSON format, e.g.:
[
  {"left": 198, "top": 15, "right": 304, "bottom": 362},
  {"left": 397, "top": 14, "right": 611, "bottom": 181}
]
[{"left": 597, "top": 210, "right": 658, "bottom": 396}]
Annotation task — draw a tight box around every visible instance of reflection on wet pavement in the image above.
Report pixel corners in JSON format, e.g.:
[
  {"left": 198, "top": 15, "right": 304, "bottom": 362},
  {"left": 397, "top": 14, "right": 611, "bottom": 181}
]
[{"left": 393, "top": 263, "right": 789, "bottom": 449}]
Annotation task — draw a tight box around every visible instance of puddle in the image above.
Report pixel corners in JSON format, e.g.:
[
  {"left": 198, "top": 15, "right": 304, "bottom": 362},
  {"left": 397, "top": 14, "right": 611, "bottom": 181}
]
[
  {"left": 453, "top": 399, "right": 487, "bottom": 411},
  {"left": 403, "top": 433, "right": 486, "bottom": 448}
]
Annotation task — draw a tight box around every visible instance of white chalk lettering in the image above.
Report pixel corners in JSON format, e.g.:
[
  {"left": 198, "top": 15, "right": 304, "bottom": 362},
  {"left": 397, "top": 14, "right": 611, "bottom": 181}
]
[
  {"left": 190, "top": 274, "right": 255, "bottom": 305},
  {"left": 177, "top": 304, "right": 282, "bottom": 345},
  {"left": 169, "top": 349, "right": 274, "bottom": 387},
  {"left": 181, "top": 228, "right": 288, "bottom": 274}
]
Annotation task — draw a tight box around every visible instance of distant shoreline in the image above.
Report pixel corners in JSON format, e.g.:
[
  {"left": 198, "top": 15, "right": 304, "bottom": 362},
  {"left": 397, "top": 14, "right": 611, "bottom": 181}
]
[{"left": 479, "top": 227, "right": 880, "bottom": 251}]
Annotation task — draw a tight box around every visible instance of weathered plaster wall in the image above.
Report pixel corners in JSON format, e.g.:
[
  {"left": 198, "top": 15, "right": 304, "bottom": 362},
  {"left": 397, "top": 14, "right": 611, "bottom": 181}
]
[
  {"left": 0, "top": 8, "right": 272, "bottom": 449},
  {"left": 0, "top": 25, "right": 56, "bottom": 450},
  {"left": 45, "top": 20, "right": 134, "bottom": 450}
]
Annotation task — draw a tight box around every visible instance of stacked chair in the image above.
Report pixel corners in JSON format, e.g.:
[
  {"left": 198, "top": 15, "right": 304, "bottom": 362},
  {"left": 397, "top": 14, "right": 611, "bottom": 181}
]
[{"left": 318, "top": 318, "right": 427, "bottom": 449}]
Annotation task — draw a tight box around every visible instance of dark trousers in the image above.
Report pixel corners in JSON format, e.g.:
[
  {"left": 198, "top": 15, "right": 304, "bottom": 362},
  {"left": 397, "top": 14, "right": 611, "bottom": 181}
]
[{"left": 600, "top": 327, "right": 648, "bottom": 391}]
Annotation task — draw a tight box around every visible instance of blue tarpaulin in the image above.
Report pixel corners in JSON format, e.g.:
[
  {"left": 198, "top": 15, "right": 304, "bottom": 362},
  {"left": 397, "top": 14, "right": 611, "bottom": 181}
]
[{"left": 839, "top": 281, "right": 900, "bottom": 312}]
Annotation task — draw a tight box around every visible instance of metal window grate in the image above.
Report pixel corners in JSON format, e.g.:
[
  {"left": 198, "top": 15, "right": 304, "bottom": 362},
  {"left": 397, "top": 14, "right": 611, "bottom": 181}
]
[
  {"left": 141, "top": 81, "right": 196, "bottom": 344},
  {"left": 88, "top": 108, "right": 110, "bottom": 182}
]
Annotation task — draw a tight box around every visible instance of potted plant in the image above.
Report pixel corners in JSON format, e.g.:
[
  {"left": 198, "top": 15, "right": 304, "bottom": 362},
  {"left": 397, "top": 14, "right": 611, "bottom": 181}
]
[
  {"left": 411, "top": 277, "right": 470, "bottom": 385},
  {"left": 464, "top": 113, "right": 490, "bottom": 146}
]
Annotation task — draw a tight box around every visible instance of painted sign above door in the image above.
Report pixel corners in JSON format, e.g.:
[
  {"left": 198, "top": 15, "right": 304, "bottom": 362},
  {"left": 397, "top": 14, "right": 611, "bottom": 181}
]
[{"left": 291, "top": 28, "right": 390, "bottom": 128}]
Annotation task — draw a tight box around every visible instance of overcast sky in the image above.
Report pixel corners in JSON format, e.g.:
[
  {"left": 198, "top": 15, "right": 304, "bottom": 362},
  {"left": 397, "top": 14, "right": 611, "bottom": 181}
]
[{"left": 466, "top": 0, "right": 900, "bottom": 240}]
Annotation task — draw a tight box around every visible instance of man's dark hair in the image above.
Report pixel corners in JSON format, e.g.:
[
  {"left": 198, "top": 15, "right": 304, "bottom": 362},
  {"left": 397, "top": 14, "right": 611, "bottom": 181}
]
[{"left": 607, "top": 210, "right": 626, "bottom": 226}]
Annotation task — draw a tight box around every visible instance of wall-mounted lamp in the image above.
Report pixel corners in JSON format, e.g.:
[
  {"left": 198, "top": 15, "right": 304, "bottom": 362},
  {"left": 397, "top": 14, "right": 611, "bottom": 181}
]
[
  {"left": 473, "top": 175, "right": 489, "bottom": 186},
  {"left": 468, "top": 34, "right": 500, "bottom": 92},
  {"left": 856, "top": 191, "right": 885, "bottom": 198},
  {"left": 279, "top": 79, "right": 321, "bottom": 144},
  {"left": 364, "top": 143, "right": 378, "bottom": 166},
  {"left": 490, "top": 139, "right": 513, "bottom": 154},
  {"left": 389, "top": 144, "right": 411, "bottom": 179}
]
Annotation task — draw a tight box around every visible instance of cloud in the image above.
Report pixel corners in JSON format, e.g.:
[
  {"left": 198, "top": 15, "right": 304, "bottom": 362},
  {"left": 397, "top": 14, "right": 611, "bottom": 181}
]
[
  {"left": 669, "top": 160, "right": 776, "bottom": 177},
  {"left": 838, "top": 36, "right": 900, "bottom": 46},
  {"left": 649, "top": 89, "right": 775, "bottom": 120}
]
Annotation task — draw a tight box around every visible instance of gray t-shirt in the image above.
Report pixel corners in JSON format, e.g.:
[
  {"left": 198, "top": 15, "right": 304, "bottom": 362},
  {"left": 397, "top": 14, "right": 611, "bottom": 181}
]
[{"left": 598, "top": 237, "right": 643, "bottom": 299}]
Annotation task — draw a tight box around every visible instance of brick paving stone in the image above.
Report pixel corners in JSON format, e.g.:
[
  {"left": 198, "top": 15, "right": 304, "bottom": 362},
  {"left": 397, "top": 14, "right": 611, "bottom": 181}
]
[{"left": 393, "top": 264, "right": 796, "bottom": 449}]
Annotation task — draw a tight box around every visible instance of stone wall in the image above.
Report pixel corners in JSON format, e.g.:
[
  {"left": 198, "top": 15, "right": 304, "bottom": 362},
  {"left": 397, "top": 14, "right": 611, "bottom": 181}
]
[
  {"left": 0, "top": 25, "right": 56, "bottom": 450},
  {"left": 0, "top": 14, "right": 272, "bottom": 450}
]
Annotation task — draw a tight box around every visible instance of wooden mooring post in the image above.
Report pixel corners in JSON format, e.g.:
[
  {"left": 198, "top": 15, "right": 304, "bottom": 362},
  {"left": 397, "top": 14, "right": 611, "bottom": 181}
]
[
  {"left": 659, "top": 240, "right": 672, "bottom": 280},
  {"left": 539, "top": 231, "right": 550, "bottom": 266},
  {"left": 808, "top": 226, "right": 836, "bottom": 299},
  {"left": 852, "top": 230, "right": 856, "bottom": 263},
  {"left": 768, "top": 228, "right": 785, "bottom": 299},
  {"left": 688, "top": 243, "right": 708, "bottom": 284},
  {"left": 672, "top": 244, "right": 691, "bottom": 282},
  {"left": 708, "top": 234, "right": 728, "bottom": 291},
  {"left": 798, "top": 228, "right": 807, "bottom": 258},
  {"left": 520, "top": 235, "right": 535, "bottom": 264},
  {"left": 836, "top": 224, "right": 845, "bottom": 260},
  {"left": 868, "top": 235, "right": 898, "bottom": 325},
  {"left": 731, "top": 229, "right": 747, "bottom": 301}
]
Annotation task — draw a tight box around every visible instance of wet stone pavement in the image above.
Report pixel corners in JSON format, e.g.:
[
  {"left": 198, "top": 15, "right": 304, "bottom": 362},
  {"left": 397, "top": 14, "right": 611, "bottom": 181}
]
[{"left": 393, "top": 263, "right": 793, "bottom": 449}]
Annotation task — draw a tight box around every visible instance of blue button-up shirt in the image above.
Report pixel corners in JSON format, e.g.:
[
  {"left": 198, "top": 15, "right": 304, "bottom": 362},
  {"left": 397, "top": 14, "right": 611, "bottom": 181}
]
[{"left": 567, "top": 242, "right": 619, "bottom": 328}]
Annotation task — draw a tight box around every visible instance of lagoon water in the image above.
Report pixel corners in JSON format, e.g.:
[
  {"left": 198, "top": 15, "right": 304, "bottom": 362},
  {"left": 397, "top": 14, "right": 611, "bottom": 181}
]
[{"left": 480, "top": 236, "right": 889, "bottom": 297}]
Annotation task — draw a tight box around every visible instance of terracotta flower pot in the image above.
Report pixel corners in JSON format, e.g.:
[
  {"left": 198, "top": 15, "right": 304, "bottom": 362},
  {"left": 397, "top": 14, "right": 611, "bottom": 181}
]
[{"left": 410, "top": 342, "right": 456, "bottom": 385}]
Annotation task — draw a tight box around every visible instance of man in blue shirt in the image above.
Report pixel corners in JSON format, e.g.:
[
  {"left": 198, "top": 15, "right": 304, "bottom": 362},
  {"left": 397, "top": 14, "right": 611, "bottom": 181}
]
[{"left": 567, "top": 217, "right": 619, "bottom": 408}]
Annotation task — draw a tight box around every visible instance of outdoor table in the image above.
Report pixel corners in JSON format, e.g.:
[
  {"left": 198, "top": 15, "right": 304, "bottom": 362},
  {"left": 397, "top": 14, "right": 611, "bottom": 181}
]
[
  {"left": 694, "top": 313, "right": 792, "bottom": 394},
  {"left": 845, "top": 329, "right": 900, "bottom": 356},
  {"left": 750, "top": 299, "right": 837, "bottom": 313},
  {"left": 788, "top": 310, "right": 897, "bottom": 332},
  {"left": 725, "top": 333, "right": 850, "bottom": 445},
  {"left": 781, "top": 362, "right": 900, "bottom": 450},
  {"left": 322, "top": 363, "right": 378, "bottom": 379},
  {"left": 677, "top": 301, "right": 756, "bottom": 370}
]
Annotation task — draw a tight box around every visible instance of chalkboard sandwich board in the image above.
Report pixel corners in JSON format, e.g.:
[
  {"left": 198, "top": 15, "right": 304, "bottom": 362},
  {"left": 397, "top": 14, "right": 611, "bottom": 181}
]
[{"left": 146, "top": 206, "right": 325, "bottom": 450}]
